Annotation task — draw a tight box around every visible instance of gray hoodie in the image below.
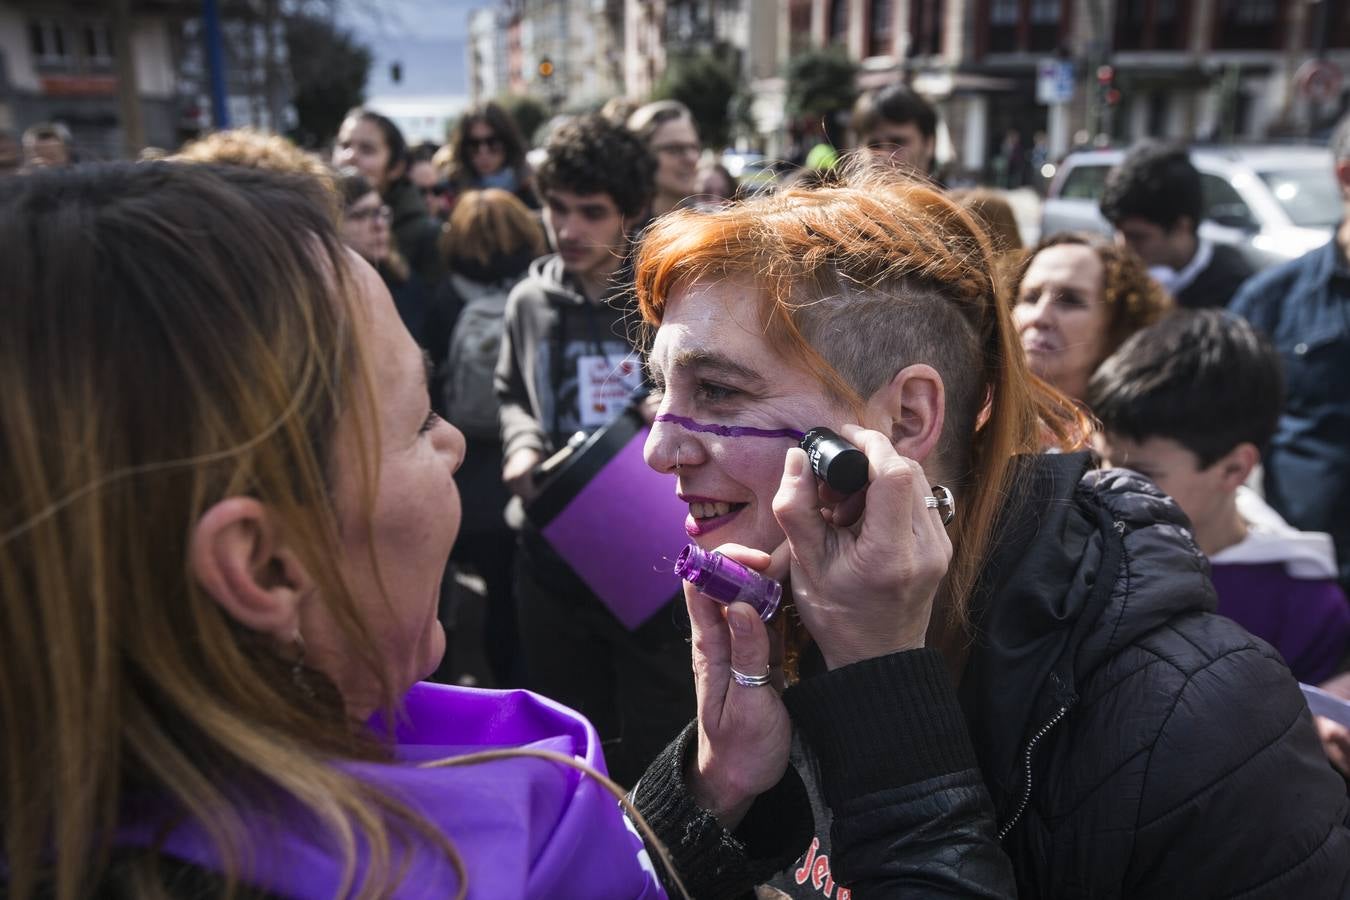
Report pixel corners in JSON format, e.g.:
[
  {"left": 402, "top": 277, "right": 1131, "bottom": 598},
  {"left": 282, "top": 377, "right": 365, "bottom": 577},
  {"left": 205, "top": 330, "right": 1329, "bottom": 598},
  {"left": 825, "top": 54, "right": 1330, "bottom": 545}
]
[{"left": 494, "top": 254, "right": 643, "bottom": 460}]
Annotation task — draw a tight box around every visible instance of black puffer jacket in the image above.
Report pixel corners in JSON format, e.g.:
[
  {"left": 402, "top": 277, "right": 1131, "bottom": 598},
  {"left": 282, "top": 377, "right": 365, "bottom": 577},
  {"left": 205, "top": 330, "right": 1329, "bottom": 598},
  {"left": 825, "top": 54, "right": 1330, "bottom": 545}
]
[
  {"left": 765, "top": 452, "right": 1350, "bottom": 898},
  {"left": 970, "top": 452, "right": 1350, "bottom": 897}
]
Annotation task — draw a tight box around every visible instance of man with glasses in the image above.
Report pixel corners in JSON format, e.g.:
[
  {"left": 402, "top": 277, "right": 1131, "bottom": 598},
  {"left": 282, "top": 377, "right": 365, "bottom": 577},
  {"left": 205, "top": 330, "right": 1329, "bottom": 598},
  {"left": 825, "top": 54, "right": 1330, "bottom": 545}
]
[
  {"left": 627, "top": 100, "right": 702, "bottom": 218},
  {"left": 495, "top": 116, "right": 693, "bottom": 786}
]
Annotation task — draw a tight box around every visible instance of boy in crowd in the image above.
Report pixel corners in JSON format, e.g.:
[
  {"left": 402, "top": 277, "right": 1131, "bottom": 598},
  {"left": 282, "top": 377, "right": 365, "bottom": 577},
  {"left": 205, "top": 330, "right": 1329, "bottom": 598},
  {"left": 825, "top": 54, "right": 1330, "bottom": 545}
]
[
  {"left": 1089, "top": 310, "right": 1350, "bottom": 687},
  {"left": 850, "top": 82, "right": 938, "bottom": 178},
  {"left": 495, "top": 115, "right": 693, "bottom": 785},
  {"left": 1099, "top": 143, "right": 1254, "bottom": 308}
]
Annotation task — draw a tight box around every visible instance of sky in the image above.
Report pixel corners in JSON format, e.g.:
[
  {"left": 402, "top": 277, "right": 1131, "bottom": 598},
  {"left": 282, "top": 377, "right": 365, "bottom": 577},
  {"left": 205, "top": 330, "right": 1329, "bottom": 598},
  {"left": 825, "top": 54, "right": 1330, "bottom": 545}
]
[
  {"left": 337, "top": 0, "right": 477, "bottom": 141},
  {"left": 340, "top": 0, "right": 474, "bottom": 96}
]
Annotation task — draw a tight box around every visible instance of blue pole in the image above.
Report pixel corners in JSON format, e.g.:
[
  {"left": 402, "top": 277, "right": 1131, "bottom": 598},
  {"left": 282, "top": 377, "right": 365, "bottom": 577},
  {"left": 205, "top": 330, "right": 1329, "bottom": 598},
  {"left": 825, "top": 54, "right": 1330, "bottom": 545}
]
[{"left": 203, "top": 0, "right": 229, "bottom": 129}]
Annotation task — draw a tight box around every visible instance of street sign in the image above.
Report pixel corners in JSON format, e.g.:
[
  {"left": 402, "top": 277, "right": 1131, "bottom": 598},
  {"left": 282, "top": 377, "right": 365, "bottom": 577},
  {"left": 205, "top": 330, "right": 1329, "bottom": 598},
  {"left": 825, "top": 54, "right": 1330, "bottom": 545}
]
[
  {"left": 1296, "top": 60, "right": 1343, "bottom": 104},
  {"left": 1037, "top": 60, "right": 1075, "bottom": 105}
]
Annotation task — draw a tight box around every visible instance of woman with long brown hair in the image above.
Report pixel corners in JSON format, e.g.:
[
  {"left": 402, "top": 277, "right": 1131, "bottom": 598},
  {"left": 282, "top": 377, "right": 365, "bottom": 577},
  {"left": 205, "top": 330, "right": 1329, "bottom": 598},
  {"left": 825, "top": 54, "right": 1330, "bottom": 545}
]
[
  {"left": 0, "top": 162, "right": 1019, "bottom": 898},
  {"left": 438, "top": 102, "right": 538, "bottom": 210},
  {"left": 636, "top": 166, "right": 1350, "bottom": 897}
]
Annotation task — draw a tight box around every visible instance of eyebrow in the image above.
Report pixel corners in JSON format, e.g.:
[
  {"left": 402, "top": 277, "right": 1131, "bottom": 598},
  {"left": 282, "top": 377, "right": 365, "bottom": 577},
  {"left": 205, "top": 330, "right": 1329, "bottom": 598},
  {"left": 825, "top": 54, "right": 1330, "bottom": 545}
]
[{"left": 669, "top": 349, "right": 768, "bottom": 388}]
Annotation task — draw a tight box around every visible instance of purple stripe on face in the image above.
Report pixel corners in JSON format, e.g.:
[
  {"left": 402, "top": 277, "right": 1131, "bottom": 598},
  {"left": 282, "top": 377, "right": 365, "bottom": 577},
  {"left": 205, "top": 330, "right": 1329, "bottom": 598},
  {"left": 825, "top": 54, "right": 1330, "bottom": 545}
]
[{"left": 655, "top": 413, "right": 805, "bottom": 441}]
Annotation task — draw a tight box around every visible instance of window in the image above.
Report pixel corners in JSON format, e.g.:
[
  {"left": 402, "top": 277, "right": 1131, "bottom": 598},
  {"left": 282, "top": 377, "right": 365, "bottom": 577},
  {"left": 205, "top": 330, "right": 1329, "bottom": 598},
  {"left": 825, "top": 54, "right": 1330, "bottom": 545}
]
[
  {"left": 82, "top": 23, "right": 113, "bottom": 67},
  {"left": 909, "top": 0, "right": 945, "bottom": 57},
  {"left": 1232, "top": 0, "right": 1276, "bottom": 24},
  {"left": 1030, "top": 0, "right": 1058, "bottom": 22},
  {"left": 1214, "top": 0, "right": 1280, "bottom": 49},
  {"left": 1028, "top": 0, "right": 1061, "bottom": 50},
  {"left": 829, "top": 0, "right": 849, "bottom": 45},
  {"left": 28, "top": 17, "right": 113, "bottom": 70},
  {"left": 28, "top": 20, "right": 71, "bottom": 67},
  {"left": 1115, "top": 0, "right": 1184, "bottom": 50},
  {"left": 868, "top": 0, "right": 893, "bottom": 57},
  {"left": 789, "top": 0, "right": 812, "bottom": 54},
  {"left": 1258, "top": 168, "right": 1341, "bottom": 229},
  {"left": 985, "top": 0, "right": 1061, "bottom": 54},
  {"left": 990, "top": 0, "right": 1018, "bottom": 25},
  {"left": 1058, "top": 163, "right": 1111, "bottom": 200},
  {"left": 1200, "top": 173, "right": 1257, "bottom": 229}
]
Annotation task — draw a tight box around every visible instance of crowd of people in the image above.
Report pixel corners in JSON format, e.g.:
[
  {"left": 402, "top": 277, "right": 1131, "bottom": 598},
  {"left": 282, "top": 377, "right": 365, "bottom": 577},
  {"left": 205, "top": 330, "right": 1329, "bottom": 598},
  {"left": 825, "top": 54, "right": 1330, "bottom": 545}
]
[{"left": 3, "top": 83, "right": 1350, "bottom": 899}]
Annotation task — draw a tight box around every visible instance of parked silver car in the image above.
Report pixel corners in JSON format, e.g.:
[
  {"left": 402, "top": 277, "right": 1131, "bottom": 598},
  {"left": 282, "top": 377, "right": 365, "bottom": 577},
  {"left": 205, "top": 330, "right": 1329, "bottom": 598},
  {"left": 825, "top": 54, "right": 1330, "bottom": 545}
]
[{"left": 1040, "top": 146, "right": 1339, "bottom": 268}]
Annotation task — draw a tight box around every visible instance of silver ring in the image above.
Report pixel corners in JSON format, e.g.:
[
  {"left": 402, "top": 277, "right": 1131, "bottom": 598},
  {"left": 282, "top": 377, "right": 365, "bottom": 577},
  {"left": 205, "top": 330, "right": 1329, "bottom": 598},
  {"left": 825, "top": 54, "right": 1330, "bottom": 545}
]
[
  {"left": 731, "top": 666, "right": 772, "bottom": 688},
  {"left": 929, "top": 484, "right": 956, "bottom": 526}
]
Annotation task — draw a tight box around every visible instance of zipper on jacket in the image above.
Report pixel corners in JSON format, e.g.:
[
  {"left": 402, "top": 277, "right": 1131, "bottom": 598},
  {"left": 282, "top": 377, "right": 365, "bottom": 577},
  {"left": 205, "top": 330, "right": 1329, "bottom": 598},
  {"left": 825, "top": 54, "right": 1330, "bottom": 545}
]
[{"left": 997, "top": 704, "right": 1070, "bottom": 842}]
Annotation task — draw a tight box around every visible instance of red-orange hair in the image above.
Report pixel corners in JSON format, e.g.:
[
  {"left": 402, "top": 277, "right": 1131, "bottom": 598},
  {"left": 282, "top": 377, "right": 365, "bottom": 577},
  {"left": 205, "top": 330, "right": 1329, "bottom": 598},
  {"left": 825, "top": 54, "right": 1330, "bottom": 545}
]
[{"left": 635, "top": 166, "right": 1089, "bottom": 640}]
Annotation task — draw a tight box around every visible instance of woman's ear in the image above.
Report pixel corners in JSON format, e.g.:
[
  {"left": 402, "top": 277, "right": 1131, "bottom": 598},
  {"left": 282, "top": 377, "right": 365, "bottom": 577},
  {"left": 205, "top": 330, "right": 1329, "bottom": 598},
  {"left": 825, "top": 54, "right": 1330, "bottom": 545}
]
[
  {"left": 866, "top": 363, "right": 946, "bottom": 464},
  {"left": 189, "top": 497, "right": 315, "bottom": 639}
]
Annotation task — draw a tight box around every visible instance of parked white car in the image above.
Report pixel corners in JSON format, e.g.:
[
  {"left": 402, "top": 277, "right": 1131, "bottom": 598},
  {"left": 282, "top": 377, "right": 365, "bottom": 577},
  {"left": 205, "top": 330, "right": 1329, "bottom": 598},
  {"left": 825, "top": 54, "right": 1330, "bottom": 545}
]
[{"left": 1040, "top": 146, "right": 1338, "bottom": 268}]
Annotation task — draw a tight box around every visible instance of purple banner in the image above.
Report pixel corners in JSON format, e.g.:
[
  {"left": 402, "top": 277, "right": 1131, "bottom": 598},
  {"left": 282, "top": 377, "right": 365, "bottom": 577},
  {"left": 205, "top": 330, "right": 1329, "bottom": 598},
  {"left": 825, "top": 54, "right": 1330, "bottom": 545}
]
[{"left": 541, "top": 426, "right": 690, "bottom": 629}]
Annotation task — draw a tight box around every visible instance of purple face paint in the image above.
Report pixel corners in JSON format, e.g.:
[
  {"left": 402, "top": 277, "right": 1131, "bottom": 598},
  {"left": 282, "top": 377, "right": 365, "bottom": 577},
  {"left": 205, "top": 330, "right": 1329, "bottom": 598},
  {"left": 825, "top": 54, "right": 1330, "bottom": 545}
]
[
  {"left": 655, "top": 413, "right": 805, "bottom": 441},
  {"left": 674, "top": 543, "right": 782, "bottom": 621}
]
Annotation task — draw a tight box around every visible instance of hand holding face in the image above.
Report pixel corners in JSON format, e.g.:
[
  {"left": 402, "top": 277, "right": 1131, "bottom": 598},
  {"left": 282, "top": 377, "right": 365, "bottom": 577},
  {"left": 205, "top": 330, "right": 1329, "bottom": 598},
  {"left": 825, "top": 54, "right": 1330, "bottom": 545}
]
[
  {"left": 683, "top": 544, "right": 791, "bottom": 830},
  {"left": 772, "top": 425, "right": 952, "bottom": 670}
]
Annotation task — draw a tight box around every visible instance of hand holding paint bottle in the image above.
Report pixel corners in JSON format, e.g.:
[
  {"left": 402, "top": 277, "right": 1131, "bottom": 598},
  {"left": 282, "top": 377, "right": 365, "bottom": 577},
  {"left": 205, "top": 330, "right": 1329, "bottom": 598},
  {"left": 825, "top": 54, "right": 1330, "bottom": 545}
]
[
  {"left": 679, "top": 540, "right": 790, "bottom": 831},
  {"left": 773, "top": 424, "right": 953, "bottom": 670}
]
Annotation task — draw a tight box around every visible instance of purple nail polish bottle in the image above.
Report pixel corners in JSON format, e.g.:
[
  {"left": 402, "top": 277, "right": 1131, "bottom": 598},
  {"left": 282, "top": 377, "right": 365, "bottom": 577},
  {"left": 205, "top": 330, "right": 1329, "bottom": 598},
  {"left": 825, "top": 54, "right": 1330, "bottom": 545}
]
[{"left": 674, "top": 544, "right": 782, "bottom": 622}]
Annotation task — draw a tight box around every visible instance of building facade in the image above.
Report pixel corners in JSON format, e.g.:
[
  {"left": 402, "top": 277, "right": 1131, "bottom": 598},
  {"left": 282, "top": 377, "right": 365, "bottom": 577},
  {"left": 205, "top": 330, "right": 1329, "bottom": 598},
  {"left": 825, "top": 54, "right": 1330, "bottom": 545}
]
[
  {"left": 500, "top": 0, "right": 623, "bottom": 111},
  {"left": 0, "top": 0, "right": 183, "bottom": 159},
  {"left": 795, "top": 0, "right": 1350, "bottom": 177},
  {"left": 469, "top": 6, "right": 509, "bottom": 102}
]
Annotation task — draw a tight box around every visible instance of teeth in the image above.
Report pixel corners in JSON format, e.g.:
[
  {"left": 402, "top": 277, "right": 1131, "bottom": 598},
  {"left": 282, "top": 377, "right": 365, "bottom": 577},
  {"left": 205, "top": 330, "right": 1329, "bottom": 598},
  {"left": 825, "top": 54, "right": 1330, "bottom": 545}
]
[{"left": 690, "top": 501, "right": 734, "bottom": 519}]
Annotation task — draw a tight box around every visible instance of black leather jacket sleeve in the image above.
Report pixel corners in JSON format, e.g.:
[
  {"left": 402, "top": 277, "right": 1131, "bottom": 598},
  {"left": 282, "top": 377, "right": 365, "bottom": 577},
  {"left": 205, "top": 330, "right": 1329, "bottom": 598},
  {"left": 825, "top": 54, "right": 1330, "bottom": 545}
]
[
  {"left": 785, "top": 648, "right": 1017, "bottom": 898},
  {"left": 633, "top": 648, "right": 1016, "bottom": 899}
]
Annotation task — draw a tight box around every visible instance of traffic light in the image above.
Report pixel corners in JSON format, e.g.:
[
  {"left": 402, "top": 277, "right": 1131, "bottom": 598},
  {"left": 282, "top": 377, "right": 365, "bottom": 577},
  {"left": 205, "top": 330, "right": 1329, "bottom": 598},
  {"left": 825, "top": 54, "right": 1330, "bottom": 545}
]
[
  {"left": 1096, "top": 64, "right": 1120, "bottom": 106},
  {"left": 391, "top": 61, "right": 403, "bottom": 84},
  {"left": 538, "top": 57, "right": 554, "bottom": 79}
]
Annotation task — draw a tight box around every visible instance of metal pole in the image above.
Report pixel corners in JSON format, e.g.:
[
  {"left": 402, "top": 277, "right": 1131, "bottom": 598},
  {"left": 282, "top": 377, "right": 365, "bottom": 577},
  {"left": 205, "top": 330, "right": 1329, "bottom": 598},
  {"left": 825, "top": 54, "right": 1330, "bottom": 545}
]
[
  {"left": 112, "top": 0, "right": 145, "bottom": 157},
  {"left": 203, "top": 0, "right": 229, "bottom": 129}
]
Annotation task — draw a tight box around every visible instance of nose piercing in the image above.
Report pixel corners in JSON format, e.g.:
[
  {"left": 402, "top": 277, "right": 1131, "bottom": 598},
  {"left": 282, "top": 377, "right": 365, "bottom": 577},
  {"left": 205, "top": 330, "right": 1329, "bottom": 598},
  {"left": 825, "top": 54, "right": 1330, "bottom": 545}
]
[{"left": 675, "top": 446, "right": 683, "bottom": 471}]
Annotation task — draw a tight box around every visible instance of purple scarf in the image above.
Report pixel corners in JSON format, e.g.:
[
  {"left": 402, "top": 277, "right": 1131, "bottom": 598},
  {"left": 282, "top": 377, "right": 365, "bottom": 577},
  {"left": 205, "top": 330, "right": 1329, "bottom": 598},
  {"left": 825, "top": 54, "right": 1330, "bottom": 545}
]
[{"left": 117, "top": 683, "right": 668, "bottom": 898}]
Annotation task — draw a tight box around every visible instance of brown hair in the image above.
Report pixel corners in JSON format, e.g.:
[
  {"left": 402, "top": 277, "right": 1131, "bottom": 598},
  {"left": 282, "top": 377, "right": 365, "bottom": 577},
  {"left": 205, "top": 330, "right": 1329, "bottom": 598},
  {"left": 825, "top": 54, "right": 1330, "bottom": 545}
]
[
  {"left": 634, "top": 165, "right": 1089, "bottom": 642},
  {"left": 1013, "top": 232, "right": 1173, "bottom": 367},
  {"left": 949, "top": 187, "right": 1023, "bottom": 255},
  {"left": 0, "top": 162, "right": 451, "bottom": 899},
  {"left": 626, "top": 100, "right": 694, "bottom": 145},
  {"left": 442, "top": 101, "right": 530, "bottom": 190},
  {"left": 173, "top": 128, "right": 337, "bottom": 208},
  {"left": 439, "top": 187, "right": 546, "bottom": 273}
]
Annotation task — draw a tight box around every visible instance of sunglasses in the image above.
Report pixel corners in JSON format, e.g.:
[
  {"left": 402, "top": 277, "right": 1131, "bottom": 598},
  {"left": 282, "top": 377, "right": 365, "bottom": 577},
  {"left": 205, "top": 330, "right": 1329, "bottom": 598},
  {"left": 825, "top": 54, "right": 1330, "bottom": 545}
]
[
  {"left": 421, "top": 180, "right": 452, "bottom": 198},
  {"left": 466, "top": 135, "right": 503, "bottom": 153}
]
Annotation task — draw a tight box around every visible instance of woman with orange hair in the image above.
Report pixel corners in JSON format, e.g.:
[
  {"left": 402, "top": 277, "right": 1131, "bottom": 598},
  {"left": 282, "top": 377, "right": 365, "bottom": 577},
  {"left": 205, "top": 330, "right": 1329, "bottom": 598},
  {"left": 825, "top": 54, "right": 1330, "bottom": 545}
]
[
  {"left": 1, "top": 161, "right": 1018, "bottom": 898},
  {"left": 635, "top": 167, "right": 1350, "bottom": 897}
]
